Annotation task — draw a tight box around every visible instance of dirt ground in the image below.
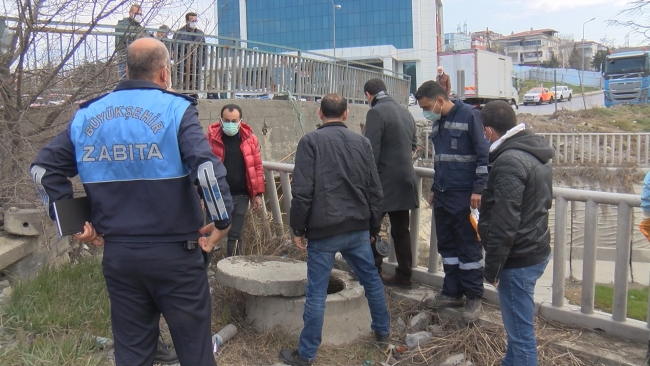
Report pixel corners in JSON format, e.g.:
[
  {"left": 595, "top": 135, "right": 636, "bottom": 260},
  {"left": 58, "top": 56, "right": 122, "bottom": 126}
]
[{"left": 518, "top": 104, "right": 650, "bottom": 133}]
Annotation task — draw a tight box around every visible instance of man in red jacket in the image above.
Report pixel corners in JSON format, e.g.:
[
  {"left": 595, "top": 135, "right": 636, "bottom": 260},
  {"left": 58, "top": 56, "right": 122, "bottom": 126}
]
[{"left": 206, "top": 104, "right": 264, "bottom": 256}]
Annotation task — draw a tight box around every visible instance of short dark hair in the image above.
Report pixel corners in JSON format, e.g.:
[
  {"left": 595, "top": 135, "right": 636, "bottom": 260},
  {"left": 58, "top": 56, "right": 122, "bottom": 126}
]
[
  {"left": 158, "top": 24, "right": 170, "bottom": 33},
  {"left": 363, "top": 78, "right": 387, "bottom": 96},
  {"left": 220, "top": 104, "right": 243, "bottom": 119},
  {"left": 320, "top": 93, "right": 347, "bottom": 119},
  {"left": 185, "top": 12, "right": 197, "bottom": 21},
  {"left": 414, "top": 80, "right": 449, "bottom": 101},
  {"left": 126, "top": 40, "right": 169, "bottom": 80},
  {"left": 480, "top": 100, "right": 517, "bottom": 135}
]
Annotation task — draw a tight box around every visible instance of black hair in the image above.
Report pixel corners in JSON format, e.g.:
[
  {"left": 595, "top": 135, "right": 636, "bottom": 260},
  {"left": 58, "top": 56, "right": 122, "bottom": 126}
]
[
  {"left": 320, "top": 93, "right": 347, "bottom": 119},
  {"left": 480, "top": 100, "right": 517, "bottom": 135},
  {"left": 363, "top": 78, "right": 387, "bottom": 96},
  {"left": 220, "top": 104, "right": 243, "bottom": 119},
  {"left": 414, "top": 80, "right": 449, "bottom": 101},
  {"left": 185, "top": 12, "right": 197, "bottom": 21}
]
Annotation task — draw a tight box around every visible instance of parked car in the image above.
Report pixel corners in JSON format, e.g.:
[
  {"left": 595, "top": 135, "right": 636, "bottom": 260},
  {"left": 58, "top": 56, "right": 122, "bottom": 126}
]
[
  {"left": 522, "top": 87, "right": 554, "bottom": 105},
  {"left": 409, "top": 94, "right": 416, "bottom": 106},
  {"left": 550, "top": 85, "right": 573, "bottom": 102}
]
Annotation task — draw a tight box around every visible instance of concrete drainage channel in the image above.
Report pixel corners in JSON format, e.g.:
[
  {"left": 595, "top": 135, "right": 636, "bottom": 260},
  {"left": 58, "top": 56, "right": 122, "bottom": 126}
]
[{"left": 216, "top": 256, "right": 372, "bottom": 345}]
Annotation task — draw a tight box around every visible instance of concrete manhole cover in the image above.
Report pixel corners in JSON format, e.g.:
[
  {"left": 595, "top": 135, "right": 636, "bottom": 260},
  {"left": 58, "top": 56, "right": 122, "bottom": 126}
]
[{"left": 215, "top": 256, "right": 308, "bottom": 297}]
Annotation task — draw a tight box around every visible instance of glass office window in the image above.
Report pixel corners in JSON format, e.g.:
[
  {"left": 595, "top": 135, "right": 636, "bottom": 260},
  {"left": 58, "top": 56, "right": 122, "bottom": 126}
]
[
  {"left": 245, "top": 0, "right": 413, "bottom": 52},
  {"left": 218, "top": 0, "right": 240, "bottom": 43}
]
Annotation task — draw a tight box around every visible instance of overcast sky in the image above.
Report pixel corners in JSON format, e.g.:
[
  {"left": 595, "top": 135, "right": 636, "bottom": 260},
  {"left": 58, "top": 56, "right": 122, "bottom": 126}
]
[{"left": 443, "top": 0, "right": 647, "bottom": 47}]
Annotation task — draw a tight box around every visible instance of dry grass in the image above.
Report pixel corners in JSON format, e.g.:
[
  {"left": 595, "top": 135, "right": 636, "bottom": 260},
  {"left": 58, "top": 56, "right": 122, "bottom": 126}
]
[{"left": 202, "top": 209, "right": 595, "bottom": 366}]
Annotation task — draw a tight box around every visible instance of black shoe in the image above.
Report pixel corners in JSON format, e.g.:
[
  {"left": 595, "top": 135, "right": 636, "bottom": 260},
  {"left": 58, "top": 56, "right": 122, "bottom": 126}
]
[
  {"left": 374, "top": 331, "right": 390, "bottom": 345},
  {"left": 380, "top": 274, "right": 413, "bottom": 289},
  {"left": 154, "top": 339, "right": 178, "bottom": 364},
  {"left": 426, "top": 293, "right": 464, "bottom": 310},
  {"left": 462, "top": 297, "right": 482, "bottom": 322},
  {"left": 279, "top": 348, "right": 312, "bottom": 366}
]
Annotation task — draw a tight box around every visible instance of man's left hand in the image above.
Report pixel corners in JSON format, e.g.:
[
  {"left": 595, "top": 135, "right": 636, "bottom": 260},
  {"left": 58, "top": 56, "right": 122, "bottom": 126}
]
[
  {"left": 73, "top": 222, "right": 104, "bottom": 247},
  {"left": 198, "top": 222, "right": 231, "bottom": 253},
  {"left": 252, "top": 196, "right": 263, "bottom": 213},
  {"left": 470, "top": 193, "right": 482, "bottom": 209},
  {"left": 293, "top": 235, "right": 306, "bottom": 250}
]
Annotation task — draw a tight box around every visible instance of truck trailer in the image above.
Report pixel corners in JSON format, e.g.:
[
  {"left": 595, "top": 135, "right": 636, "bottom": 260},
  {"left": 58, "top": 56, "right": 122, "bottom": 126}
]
[{"left": 438, "top": 49, "right": 519, "bottom": 108}]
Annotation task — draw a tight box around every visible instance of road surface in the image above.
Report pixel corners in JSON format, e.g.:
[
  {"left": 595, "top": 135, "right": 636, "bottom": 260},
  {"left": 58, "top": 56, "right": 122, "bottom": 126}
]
[{"left": 408, "top": 91, "right": 604, "bottom": 119}]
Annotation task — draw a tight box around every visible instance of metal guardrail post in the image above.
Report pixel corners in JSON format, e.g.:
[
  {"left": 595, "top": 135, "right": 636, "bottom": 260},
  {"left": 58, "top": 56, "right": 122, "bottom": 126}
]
[
  {"left": 613, "top": 202, "right": 632, "bottom": 322},
  {"left": 263, "top": 169, "right": 284, "bottom": 237},
  {"left": 410, "top": 176, "right": 422, "bottom": 267},
  {"left": 581, "top": 199, "right": 599, "bottom": 315},
  {"left": 279, "top": 171, "right": 293, "bottom": 238},
  {"left": 552, "top": 196, "right": 567, "bottom": 307}
]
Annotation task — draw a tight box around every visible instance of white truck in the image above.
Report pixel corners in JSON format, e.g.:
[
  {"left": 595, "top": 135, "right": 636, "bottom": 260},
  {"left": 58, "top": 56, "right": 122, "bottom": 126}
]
[
  {"left": 438, "top": 49, "right": 519, "bottom": 108},
  {"left": 550, "top": 85, "right": 573, "bottom": 102}
]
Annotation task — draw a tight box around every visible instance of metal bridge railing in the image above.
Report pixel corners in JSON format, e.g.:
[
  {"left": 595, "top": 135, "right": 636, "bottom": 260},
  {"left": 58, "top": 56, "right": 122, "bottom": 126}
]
[
  {"left": 6, "top": 17, "right": 411, "bottom": 104},
  {"left": 416, "top": 126, "right": 650, "bottom": 167},
  {"left": 262, "top": 161, "right": 649, "bottom": 344}
]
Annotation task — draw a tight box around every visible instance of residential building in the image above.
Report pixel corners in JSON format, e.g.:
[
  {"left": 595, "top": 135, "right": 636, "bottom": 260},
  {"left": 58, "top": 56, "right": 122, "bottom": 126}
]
[
  {"left": 496, "top": 28, "right": 560, "bottom": 66},
  {"left": 471, "top": 30, "right": 503, "bottom": 52},
  {"left": 576, "top": 41, "right": 608, "bottom": 69},
  {"left": 215, "top": 0, "right": 439, "bottom": 93},
  {"left": 444, "top": 32, "right": 471, "bottom": 51}
]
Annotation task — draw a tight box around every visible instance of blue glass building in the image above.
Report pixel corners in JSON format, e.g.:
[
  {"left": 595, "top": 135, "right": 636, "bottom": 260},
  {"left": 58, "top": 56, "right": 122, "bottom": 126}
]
[{"left": 216, "top": 0, "right": 439, "bottom": 93}]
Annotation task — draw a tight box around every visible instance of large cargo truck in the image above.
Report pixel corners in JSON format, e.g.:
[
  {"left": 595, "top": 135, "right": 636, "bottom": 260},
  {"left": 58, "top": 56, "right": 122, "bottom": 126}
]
[
  {"left": 438, "top": 49, "right": 519, "bottom": 107},
  {"left": 601, "top": 50, "right": 650, "bottom": 107}
]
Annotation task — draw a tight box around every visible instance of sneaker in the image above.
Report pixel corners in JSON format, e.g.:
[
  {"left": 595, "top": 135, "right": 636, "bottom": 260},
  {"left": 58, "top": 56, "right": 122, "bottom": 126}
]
[
  {"left": 426, "top": 293, "right": 464, "bottom": 310},
  {"left": 380, "top": 274, "right": 413, "bottom": 289},
  {"left": 462, "top": 297, "right": 483, "bottom": 322},
  {"left": 279, "top": 348, "right": 312, "bottom": 366},
  {"left": 153, "top": 339, "right": 178, "bottom": 365}
]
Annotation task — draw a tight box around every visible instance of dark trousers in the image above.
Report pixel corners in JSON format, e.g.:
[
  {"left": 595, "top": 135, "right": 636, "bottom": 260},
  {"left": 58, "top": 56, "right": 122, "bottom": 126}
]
[
  {"left": 372, "top": 210, "right": 412, "bottom": 279},
  {"left": 434, "top": 189, "right": 484, "bottom": 299},
  {"left": 102, "top": 241, "right": 216, "bottom": 366},
  {"left": 227, "top": 194, "right": 249, "bottom": 256}
]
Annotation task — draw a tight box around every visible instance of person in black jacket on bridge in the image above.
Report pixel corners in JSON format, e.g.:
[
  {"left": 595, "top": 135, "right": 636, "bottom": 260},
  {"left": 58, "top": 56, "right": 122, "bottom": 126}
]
[{"left": 479, "top": 100, "right": 554, "bottom": 366}]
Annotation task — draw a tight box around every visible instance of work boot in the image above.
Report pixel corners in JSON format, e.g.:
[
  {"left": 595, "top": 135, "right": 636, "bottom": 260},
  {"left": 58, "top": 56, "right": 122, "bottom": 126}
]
[
  {"left": 462, "top": 297, "right": 483, "bottom": 322},
  {"left": 374, "top": 331, "right": 391, "bottom": 348},
  {"left": 426, "top": 293, "right": 464, "bottom": 310},
  {"left": 154, "top": 339, "right": 178, "bottom": 365},
  {"left": 380, "top": 274, "right": 413, "bottom": 289},
  {"left": 279, "top": 348, "right": 313, "bottom": 366}
]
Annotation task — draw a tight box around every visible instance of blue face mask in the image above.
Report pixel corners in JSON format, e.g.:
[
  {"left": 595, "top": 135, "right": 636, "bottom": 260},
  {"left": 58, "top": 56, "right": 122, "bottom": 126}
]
[
  {"left": 423, "top": 101, "right": 441, "bottom": 122},
  {"left": 222, "top": 121, "right": 240, "bottom": 136}
]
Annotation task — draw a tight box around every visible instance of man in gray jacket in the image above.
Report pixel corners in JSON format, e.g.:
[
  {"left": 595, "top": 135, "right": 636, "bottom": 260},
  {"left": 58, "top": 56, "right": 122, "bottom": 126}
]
[{"left": 363, "top": 78, "right": 419, "bottom": 289}]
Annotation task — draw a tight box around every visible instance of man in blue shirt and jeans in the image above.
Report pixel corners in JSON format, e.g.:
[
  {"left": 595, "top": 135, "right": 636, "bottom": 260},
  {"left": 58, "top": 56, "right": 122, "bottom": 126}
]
[{"left": 279, "top": 93, "right": 390, "bottom": 366}]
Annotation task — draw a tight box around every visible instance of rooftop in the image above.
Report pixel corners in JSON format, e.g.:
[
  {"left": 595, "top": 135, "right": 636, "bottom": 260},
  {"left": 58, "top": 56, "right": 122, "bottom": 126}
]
[{"left": 503, "top": 28, "right": 558, "bottom": 39}]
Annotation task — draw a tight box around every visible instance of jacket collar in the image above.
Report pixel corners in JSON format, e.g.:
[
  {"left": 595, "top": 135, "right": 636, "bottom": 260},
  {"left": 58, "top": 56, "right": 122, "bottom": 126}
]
[
  {"left": 318, "top": 122, "right": 347, "bottom": 129},
  {"left": 370, "top": 91, "right": 390, "bottom": 107}
]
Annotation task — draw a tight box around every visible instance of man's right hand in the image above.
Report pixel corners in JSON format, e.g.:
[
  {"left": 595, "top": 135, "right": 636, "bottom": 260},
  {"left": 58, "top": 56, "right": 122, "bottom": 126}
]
[
  {"left": 198, "top": 222, "right": 230, "bottom": 253},
  {"left": 428, "top": 192, "right": 434, "bottom": 206}
]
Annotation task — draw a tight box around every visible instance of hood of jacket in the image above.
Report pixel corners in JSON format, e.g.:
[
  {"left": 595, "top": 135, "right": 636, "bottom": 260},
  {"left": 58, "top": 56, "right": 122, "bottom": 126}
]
[{"left": 489, "top": 129, "right": 554, "bottom": 164}]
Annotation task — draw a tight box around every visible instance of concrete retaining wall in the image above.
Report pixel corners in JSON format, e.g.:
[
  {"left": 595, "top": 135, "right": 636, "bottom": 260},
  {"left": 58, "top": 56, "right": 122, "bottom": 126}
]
[{"left": 196, "top": 99, "right": 370, "bottom": 162}]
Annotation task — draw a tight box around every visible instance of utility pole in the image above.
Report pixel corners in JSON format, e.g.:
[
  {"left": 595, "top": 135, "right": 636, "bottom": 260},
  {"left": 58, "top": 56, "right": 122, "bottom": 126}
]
[{"left": 581, "top": 17, "right": 595, "bottom": 110}]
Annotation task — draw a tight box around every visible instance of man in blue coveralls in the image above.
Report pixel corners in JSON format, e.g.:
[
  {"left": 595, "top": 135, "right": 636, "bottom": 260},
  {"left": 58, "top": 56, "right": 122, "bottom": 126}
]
[
  {"left": 31, "top": 37, "right": 232, "bottom": 366},
  {"left": 414, "top": 80, "right": 489, "bottom": 322}
]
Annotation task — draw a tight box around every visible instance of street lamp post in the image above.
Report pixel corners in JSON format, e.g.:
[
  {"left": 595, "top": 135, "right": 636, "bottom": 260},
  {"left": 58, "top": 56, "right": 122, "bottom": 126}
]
[
  {"left": 581, "top": 17, "right": 595, "bottom": 110},
  {"left": 330, "top": 1, "right": 341, "bottom": 59}
]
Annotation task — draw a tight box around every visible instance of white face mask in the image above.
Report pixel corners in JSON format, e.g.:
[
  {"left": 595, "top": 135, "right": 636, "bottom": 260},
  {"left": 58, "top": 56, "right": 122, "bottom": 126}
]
[
  {"left": 188, "top": 21, "right": 197, "bottom": 30},
  {"left": 133, "top": 14, "right": 143, "bottom": 23}
]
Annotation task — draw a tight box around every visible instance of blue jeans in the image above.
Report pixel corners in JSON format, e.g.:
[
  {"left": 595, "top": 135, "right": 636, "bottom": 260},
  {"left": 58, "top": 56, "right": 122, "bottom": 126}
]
[
  {"left": 497, "top": 255, "right": 550, "bottom": 366},
  {"left": 298, "top": 230, "right": 390, "bottom": 361}
]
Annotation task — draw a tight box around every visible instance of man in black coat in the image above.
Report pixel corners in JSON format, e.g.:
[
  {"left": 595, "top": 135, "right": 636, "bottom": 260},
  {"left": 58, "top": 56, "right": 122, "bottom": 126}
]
[
  {"left": 479, "top": 101, "right": 553, "bottom": 366},
  {"left": 363, "top": 78, "right": 419, "bottom": 289}
]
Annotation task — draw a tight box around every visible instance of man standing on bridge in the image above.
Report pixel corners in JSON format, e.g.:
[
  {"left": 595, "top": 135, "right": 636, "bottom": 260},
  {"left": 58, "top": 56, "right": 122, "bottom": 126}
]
[
  {"left": 415, "top": 80, "right": 489, "bottom": 322},
  {"left": 479, "top": 100, "right": 553, "bottom": 366},
  {"left": 280, "top": 93, "right": 390, "bottom": 365},
  {"left": 31, "top": 37, "right": 232, "bottom": 366}
]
